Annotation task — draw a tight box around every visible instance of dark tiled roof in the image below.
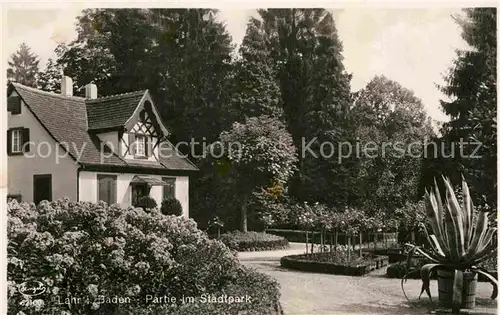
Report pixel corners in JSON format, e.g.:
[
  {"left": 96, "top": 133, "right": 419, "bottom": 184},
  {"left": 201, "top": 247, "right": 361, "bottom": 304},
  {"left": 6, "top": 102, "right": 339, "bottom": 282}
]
[
  {"left": 11, "top": 83, "right": 198, "bottom": 172},
  {"left": 86, "top": 90, "right": 146, "bottom": 130}
]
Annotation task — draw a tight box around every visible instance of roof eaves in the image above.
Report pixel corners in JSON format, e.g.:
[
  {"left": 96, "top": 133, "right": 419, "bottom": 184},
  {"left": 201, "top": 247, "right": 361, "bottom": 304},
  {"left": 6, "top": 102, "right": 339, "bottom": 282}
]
[{"left": 11, "top": 84, "right": 79, "bottom": 163}]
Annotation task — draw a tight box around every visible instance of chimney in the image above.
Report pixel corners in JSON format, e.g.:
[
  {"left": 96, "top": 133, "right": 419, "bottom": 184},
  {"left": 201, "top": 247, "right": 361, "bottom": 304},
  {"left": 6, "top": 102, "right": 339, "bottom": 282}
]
[
  {"left": 85, "top": 83, "right": 98, "bottom": 99},
  {"left": 61, "top": 76, "right": 73, "bottom": 97}
]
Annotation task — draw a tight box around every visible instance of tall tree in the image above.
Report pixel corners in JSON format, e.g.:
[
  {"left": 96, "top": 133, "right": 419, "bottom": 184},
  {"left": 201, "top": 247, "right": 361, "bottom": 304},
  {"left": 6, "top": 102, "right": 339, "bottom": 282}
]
[
  {"left": 37, "top": 58, "right": 62, "bottom": 93},
  {"left": 7, "top": 42, "right": 40, "bottom": 87},
  {"left": 229, "top": 17, "right": 283, "bottom": 121},
  {"left": 59, "top": 9, "right": 234, "bottom": 149},
  {"left": 437, "top": 8, "right": 496, "bottom": 207},
  {"left": 211, "top": 115, "right": 297, "bottom": 232},
  {"left": 57, "top": 9, "right": 155, "bottom": 96},
  {"left": 255, "top": 9, "right": 354, "bottom": 204},
  {"left": 352, "top": 75, "right": 434, "bottom": 215},
  {"left": 151, "top": 9, "right": 235, "bottom": 147}
]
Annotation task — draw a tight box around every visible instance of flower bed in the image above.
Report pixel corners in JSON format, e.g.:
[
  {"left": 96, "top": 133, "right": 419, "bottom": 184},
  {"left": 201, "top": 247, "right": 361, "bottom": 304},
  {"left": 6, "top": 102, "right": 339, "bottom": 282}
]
[
  {"left": 280, "top": 251, "right": 388, "bottom": 276},
  {"left": 219, "top": 231, "right": 289, "bottom": 251}
]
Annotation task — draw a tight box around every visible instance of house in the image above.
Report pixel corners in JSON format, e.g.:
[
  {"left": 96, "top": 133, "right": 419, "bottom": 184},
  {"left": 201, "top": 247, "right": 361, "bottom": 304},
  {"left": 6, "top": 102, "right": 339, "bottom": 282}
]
[{"left": 6, "top": 76, "right": 198, "bottom": 217}]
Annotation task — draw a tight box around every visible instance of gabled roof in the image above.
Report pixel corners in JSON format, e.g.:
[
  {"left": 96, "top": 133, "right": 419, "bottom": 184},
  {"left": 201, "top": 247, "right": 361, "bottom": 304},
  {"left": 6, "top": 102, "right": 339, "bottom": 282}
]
[
  {"left": 9, "top": 83, "right": 198, "bottom": 172},
  {"left": 86, "top": 90, "right": 146, "bottom": 130}
]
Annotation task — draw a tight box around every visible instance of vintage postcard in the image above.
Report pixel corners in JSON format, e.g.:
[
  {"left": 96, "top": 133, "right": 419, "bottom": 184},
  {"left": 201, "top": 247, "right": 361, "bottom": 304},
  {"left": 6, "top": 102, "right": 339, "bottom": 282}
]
[{"left": 2, "top": 2, "right": 497, "bottom": 315}]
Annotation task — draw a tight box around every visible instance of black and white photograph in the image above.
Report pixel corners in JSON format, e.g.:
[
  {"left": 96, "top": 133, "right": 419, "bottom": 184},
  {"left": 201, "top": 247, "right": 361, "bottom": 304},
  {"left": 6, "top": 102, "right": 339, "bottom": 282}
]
[{"left": 1, "top": 3, "right": 497, "bottom": 315}]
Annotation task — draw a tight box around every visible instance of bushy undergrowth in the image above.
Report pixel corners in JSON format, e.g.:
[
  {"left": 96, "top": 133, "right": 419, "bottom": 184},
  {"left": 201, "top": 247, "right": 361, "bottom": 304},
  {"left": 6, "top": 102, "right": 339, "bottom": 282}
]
[
  {"left": 219, "top": 231, "right": 289, "bottom": 251},
  {"left": 7, "top": 199, "right": 281, "bottom": 315}
]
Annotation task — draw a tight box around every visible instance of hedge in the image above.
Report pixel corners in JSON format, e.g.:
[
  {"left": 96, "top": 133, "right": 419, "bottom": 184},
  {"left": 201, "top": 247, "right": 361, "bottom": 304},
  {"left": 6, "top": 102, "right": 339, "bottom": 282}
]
[
  {"left": 219, "top": 231, "right": 289, "bottom": 251},
  {"left": 7, "top": 199, "right": 282, "bottom": 315}
]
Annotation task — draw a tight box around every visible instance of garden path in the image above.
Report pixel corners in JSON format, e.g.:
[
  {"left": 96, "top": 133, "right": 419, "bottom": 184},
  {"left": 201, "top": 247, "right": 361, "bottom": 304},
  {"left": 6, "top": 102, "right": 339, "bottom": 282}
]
[{"left": 237, "top": 243, "right": 498, "bottom": 315}]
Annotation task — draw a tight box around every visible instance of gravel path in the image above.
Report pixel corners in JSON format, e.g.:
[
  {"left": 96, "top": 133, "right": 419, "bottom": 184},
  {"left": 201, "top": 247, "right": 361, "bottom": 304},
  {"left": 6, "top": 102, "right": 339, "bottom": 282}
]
[{"left": 237, "top": 243, "right": 498, "bottom": 315}]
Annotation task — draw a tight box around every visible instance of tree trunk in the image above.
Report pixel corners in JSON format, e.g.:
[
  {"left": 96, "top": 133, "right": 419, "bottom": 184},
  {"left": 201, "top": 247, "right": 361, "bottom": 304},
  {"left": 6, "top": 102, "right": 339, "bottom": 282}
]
[
  {"left": 334, "top": 230, "right": 338, "bottom": 251},
  {"left": 240, "top": 201, "right": 248, "bottom": 233},
  {"left": 321, "top": 231, "right": 324, "bottom": 253},
  {"left": 359, "top": 232, "right": 363, "bottom": 257},
  {"left": 311, "top": 232, "right": 314, "bottom": 254},
  {"left": 305, "top": 231, "right": 309, "bottom": 255},
  {"left": 348, "top": 236, "right": 351, "bottom": 261}
]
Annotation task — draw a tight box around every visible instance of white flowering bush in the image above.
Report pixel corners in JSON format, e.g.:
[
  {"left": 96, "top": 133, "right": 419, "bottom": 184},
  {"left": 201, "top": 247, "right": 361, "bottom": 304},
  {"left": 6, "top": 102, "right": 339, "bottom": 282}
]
[{"left": 8, "top": 198, "right": 281, "bottom": 315}]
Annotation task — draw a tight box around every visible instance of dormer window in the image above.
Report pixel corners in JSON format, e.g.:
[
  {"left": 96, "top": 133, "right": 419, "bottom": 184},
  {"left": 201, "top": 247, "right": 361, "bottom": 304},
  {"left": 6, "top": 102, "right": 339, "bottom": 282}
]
[{"left": 135, "top": 135, "right": 146, "bottom": 157}]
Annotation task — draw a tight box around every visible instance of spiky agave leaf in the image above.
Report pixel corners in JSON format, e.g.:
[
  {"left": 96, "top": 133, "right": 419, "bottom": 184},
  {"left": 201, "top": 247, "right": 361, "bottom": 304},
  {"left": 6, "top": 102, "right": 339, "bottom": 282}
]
[
  {"left": 442, "top": 176, "right": 465, "bottom": 258},
  {"left": 461, "top": 177, "right": 473, "bottom": 248},
  {"left": 425, "top": 190, "right": 450, "bottom": 257},
  {"left": 443, "top": 199, "right": 461, "bottom": 261},
  {"left": 466, "top": 210, "right": 490, "bottom": 259},
  {"left": 420, "top": 222, "right": 445, "bottom": 258},
  {"left": 419, "top": 264, "right": 446, "bottom": 300},
  {"left": 477, "top": 228, "right": 497, "bottom": 253},
  {"left": 471, "top": 267, "right": 498, "bottom": 299},
  {"left": 433, "top": 178, "right": 449, "bottom": 250},
  {"left": 469, "top": 245, "right": 497, "bottom": 267}
]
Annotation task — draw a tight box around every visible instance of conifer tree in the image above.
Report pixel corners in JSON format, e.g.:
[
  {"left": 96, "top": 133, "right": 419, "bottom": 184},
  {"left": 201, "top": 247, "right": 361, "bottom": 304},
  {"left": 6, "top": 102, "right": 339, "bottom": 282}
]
[
  {"left": 229, "top": 17, "right": 283, "bottom": 122},
  {"left": 7, "top": 42, "right": 40, "bottom": 87}
]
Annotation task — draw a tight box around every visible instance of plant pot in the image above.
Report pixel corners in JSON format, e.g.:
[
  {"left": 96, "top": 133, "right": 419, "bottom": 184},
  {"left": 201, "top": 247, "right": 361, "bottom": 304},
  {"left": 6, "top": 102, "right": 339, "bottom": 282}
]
[{"left": 437, "top": 269, "right": 478, "bottom": 309}]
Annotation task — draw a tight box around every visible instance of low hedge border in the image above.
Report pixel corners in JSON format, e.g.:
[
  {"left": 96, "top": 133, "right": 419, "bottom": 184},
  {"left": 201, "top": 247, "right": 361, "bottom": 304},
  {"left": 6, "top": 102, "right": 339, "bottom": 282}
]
[
  {"left": 280, "top": 253, "right": 388, "bottom": 276},
  {"left": 220, "top": 231, "right": 290, "bottom": 252}
]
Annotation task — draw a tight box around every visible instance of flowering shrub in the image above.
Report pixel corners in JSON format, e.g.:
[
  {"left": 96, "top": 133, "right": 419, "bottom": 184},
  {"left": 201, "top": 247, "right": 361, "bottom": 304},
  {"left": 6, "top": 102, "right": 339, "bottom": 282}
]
[{"left": 8, "top": 199, "right": 281, "bottom": 314}]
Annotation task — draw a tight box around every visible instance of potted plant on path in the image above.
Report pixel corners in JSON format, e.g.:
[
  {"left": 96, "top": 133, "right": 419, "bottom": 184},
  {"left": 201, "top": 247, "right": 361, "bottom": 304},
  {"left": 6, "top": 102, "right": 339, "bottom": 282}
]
[{"left": 402, "top": 176, "right": 497, "bottom": 313}]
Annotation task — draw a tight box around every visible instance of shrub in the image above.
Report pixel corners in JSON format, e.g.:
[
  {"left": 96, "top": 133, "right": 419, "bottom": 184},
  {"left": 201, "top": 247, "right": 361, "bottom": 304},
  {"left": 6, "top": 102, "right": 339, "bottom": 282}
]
[
  {"left": 135, "top": 195, "right": 157, "bottom": 210},
  {"left": 7, "top": 198, "right": 282, "bottom": 314},
  {"left": 160, "top": 197, "right": 183, "bottom": 216},
  {"left": 219, "top": 231, "right": 289, "bottom": 251}
]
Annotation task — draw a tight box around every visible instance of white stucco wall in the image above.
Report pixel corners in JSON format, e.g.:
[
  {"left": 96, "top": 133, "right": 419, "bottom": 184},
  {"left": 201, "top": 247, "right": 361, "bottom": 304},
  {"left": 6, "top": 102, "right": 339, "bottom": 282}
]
[
  {"left": 79, "top": 171, "right": 189, "bottom": 217},
  {"left": 7, "top": 91, "right": 78, "bottom": 202}
]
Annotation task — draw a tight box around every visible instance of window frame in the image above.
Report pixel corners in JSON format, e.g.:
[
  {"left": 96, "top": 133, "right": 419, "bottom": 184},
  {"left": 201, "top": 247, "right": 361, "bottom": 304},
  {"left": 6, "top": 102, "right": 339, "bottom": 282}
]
[
  {"left": 134, "top": 135, "right": 146, "bottom": 157},
  {"left": 162, "top": 177, "right": 176, "bottom": 199},
  {"left": 11, "top": 128, "right": 23, "bottom": 154}
]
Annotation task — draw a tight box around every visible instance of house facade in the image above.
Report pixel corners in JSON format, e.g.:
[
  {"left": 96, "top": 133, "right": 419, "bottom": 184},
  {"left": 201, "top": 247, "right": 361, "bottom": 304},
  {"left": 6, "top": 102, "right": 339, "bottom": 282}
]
[{"left": 6, "top": 77, "right": 198, "bottom": 217}]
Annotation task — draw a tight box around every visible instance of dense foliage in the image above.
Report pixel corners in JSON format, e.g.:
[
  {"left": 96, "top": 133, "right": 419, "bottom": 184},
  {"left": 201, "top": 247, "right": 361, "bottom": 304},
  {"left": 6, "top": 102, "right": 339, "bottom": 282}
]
[
  {"left": 422, "top": 8, "right": 497, "bottom": 209},
  {"left": 7, "top": 42, "right": 40, "bottom": 87},
  {"left": 160, "top": 197, "right": 183, "bottom": 216},
  {"left": 219, "top": 231, "right": 289, "bottom": 252},
  {"left": 135, "top": 196, "right": 157, "bottom": 210},
  {"left": 23, "top": 7, "right": 495, "bottom": 235},
  {"left": 7, "top": 199, "right": 282, "bottom": 315},
  {"left": 209, "top": 115, "right": 297, "bottom": 232}
]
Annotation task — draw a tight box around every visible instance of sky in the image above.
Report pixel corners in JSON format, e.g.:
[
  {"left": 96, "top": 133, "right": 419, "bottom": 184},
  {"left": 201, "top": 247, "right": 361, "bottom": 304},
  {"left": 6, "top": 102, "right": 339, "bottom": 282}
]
[{"left": 4, "top": 7, "right": 469, "bottom": 123}]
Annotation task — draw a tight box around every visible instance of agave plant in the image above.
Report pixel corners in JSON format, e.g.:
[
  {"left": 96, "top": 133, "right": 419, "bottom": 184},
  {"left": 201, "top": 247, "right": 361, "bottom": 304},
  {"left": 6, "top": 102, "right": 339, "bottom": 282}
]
[{"left": 402, "top": 176, "right": 497, "bottom": 309}]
